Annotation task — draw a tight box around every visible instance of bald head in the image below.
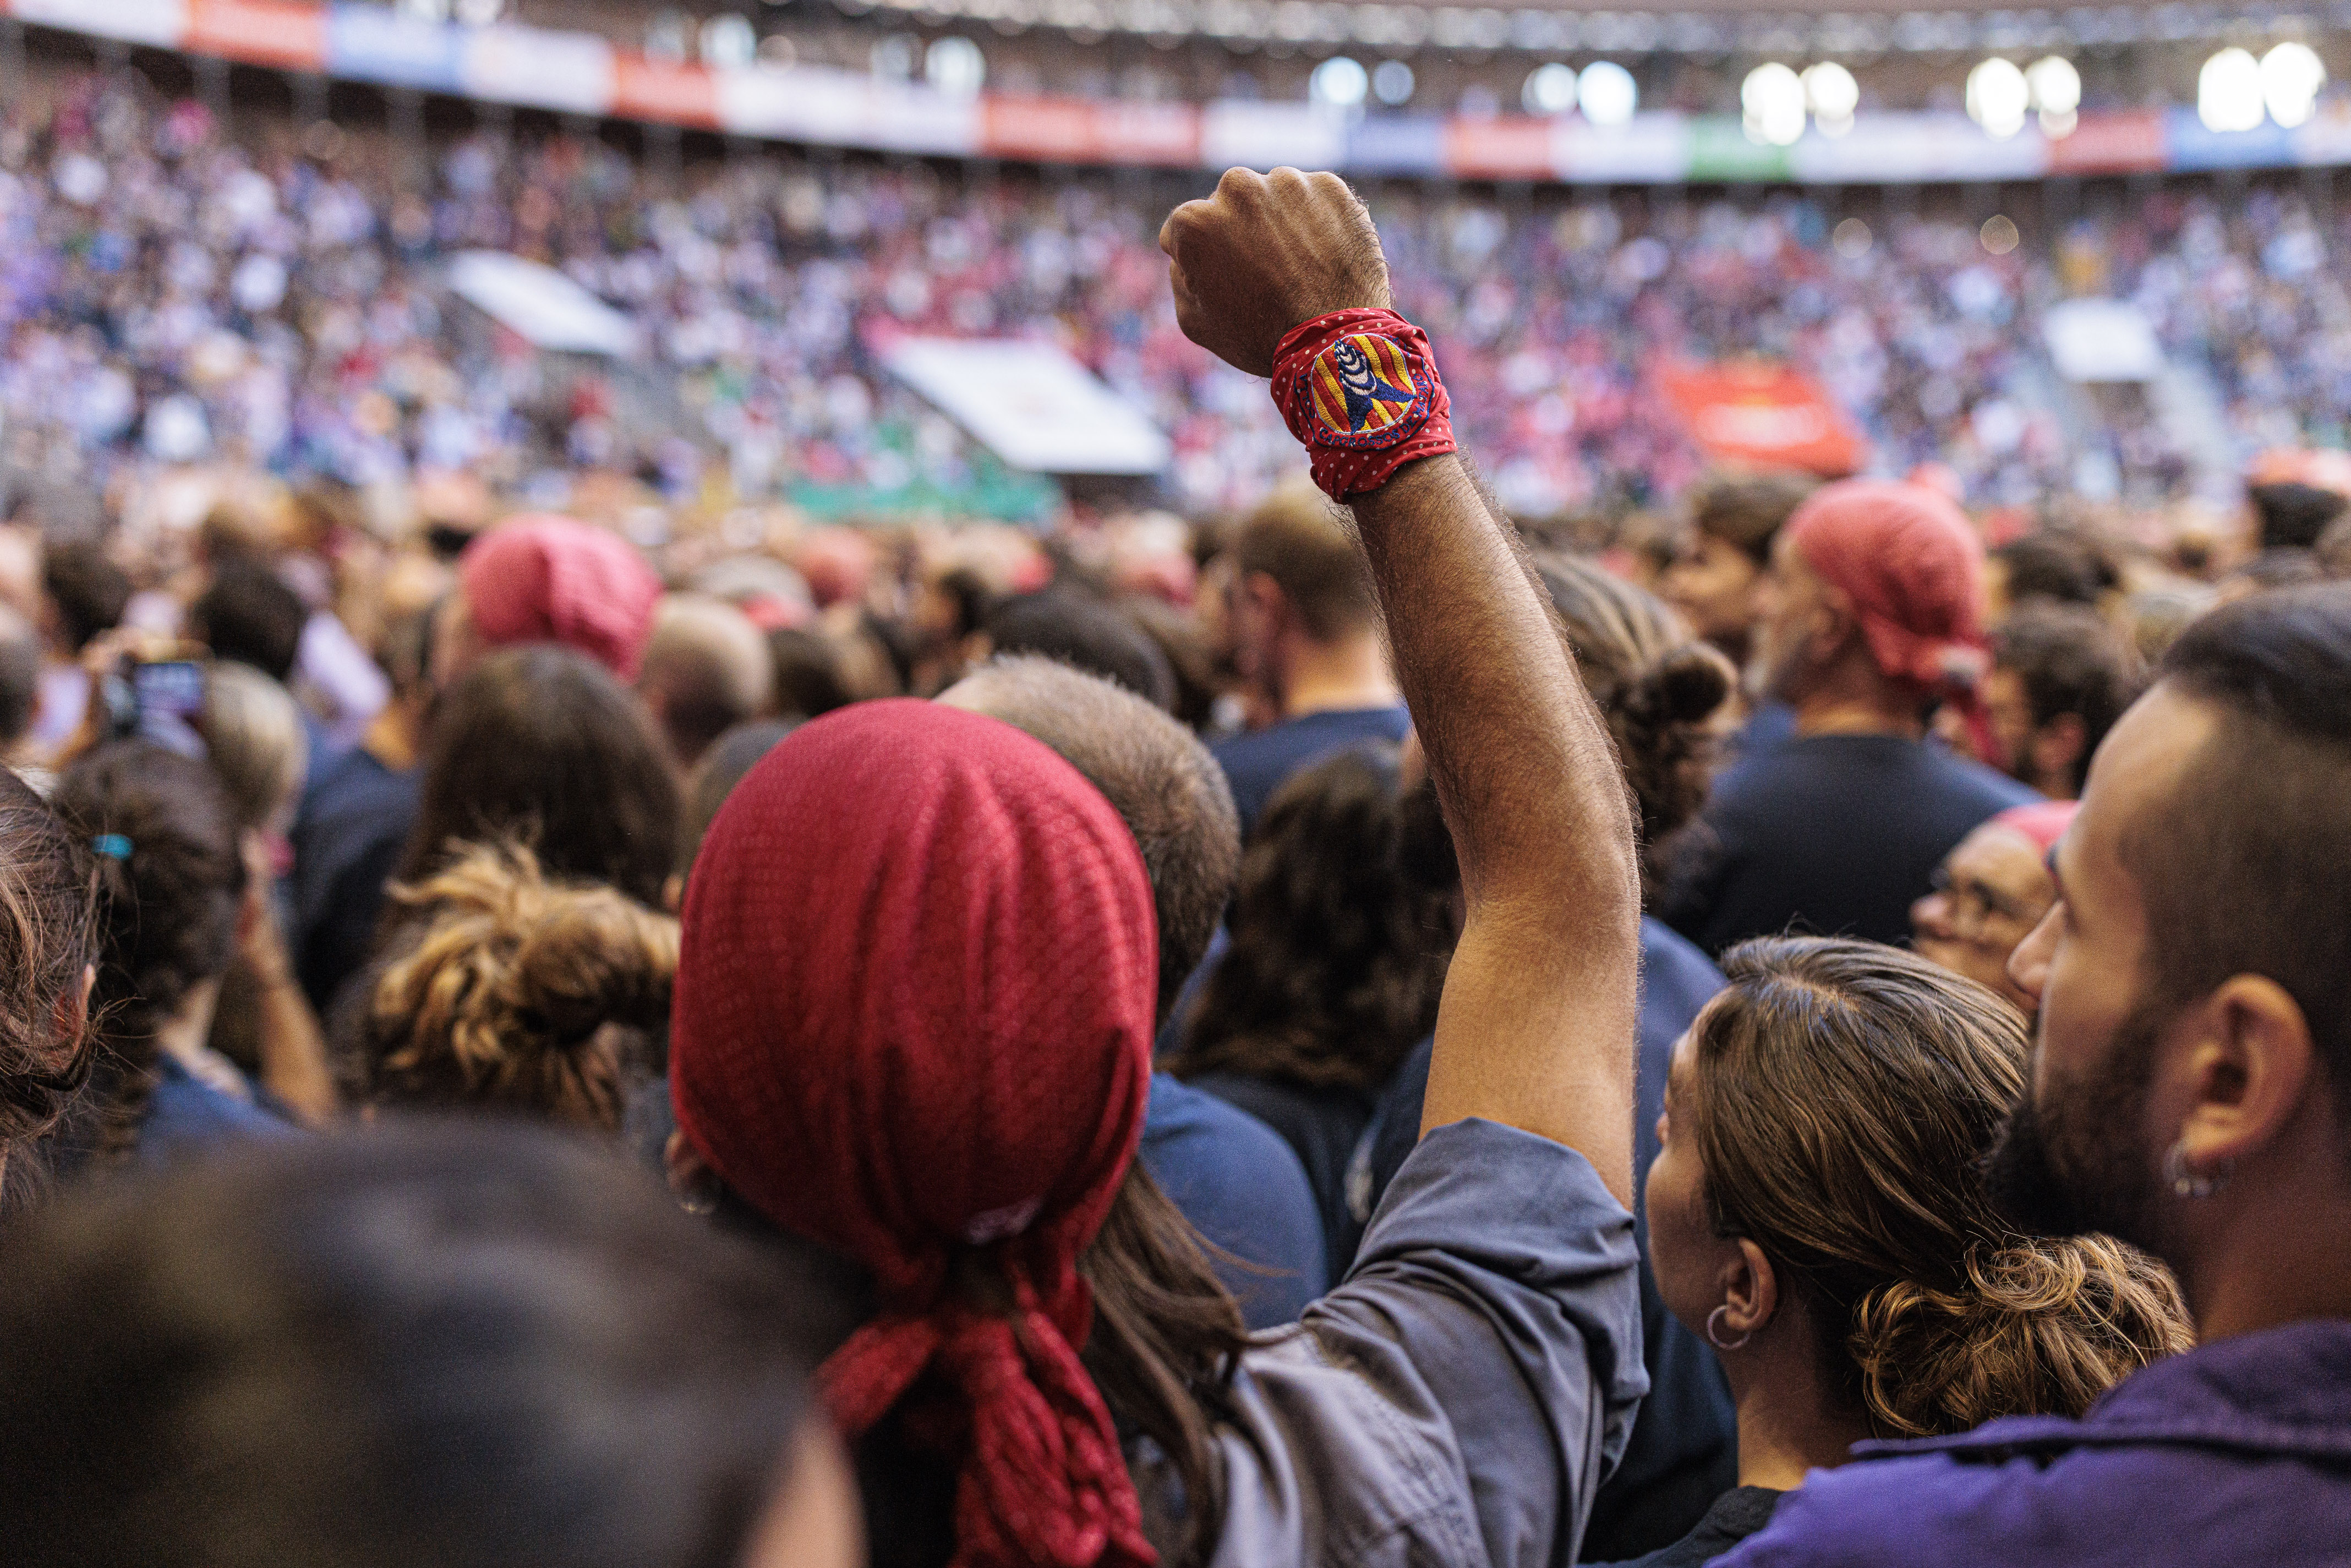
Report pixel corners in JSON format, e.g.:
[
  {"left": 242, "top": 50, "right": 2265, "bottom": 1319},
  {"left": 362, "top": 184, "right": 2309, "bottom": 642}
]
[
  {"left": 638, "top": 595, "right": 777, "bottom": 769},
  {"left": 939, "top": 655, "right": 1239, "bottom": 1026}
]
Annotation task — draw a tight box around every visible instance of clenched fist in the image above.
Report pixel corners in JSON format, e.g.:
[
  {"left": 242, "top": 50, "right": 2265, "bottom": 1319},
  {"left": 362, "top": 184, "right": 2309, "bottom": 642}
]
[{"left": 1159, "top": 167, "right": 1392, "bottom": 378}]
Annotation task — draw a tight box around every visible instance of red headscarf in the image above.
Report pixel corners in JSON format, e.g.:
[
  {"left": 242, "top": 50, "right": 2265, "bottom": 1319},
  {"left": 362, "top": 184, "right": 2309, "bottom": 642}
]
[
  {"left": 1785, "top": 479, "right": 1990, "bottom": 697},
  {"left": 459, "top": 515, "right": 663, "bottom": 681},
  {"left": 671, "top": 700, "right": 1159, "bottom": 1568}
]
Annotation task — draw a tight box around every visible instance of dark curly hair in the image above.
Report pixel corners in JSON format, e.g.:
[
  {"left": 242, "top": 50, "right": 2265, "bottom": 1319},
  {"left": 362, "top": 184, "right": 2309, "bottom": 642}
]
[
  {"left": 1171, "top": 744, "right": 1457, "bottom": 1094},
  {"left": 0, "top": 769, "right": 101, "bottom": 1194},
  {"left": 50, "top": 742, "right": 247, "bottom": 1167},
  {"left": 1535, "top": 552, "right": 1735, "bottom": 905}
]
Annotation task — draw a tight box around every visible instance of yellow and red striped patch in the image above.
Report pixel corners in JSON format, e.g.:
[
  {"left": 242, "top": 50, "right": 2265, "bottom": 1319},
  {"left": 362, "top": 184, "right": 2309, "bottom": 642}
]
[{"left": 1306, "top": 332, "right": 1427, "bottom": 446}]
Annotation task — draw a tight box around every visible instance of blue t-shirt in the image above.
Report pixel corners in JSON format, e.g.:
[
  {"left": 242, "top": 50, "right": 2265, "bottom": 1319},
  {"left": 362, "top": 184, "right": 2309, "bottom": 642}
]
[
  {"left": 1663, "top": 733, "right": 2039, "bottom": 956},
  {"left": 139, "top": 1053, "right": 298, "bottom": 1167},
  {"left": 288, "top": 746, "right": 419, "bottom": 1012},
  {"left": 1210, "top": 705, "right": 1412, "bottom": 839},
  {"left": 1141, "top": 1073, "right": 1327, "bottom": 1329}
]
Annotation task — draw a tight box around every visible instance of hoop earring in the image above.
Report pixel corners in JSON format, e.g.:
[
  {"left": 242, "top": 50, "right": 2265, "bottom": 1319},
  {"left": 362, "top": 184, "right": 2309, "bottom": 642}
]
[
  {"left": 679, "top": 1184, "right": 719, "bottom": 1217},
  {"left": 2163, "top": 1141, "right": 2230, "bottom": 1200},
  {"left": 1705, "top": 1304, "right": 1752, "bottom": 1352}
]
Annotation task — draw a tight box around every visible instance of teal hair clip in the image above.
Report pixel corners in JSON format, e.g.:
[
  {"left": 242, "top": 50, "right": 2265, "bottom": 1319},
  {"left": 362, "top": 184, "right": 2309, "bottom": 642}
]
[{"left": 90, "top": 834, "right": 132, "bottom": 860}]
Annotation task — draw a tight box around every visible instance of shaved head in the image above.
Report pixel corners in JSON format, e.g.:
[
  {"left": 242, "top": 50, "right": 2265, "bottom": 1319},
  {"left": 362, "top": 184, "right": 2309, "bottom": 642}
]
[
  {"left": 940, "top": 655, "right": 1239, "bottom": 1026},
  {"left": 638, "top": 594, "right": 777, "bottom": 769}
]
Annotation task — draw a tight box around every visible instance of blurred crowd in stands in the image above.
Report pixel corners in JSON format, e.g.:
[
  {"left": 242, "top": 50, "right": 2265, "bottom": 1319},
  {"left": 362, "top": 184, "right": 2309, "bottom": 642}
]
[{"left": 0, "top": 64, "right": 2347, "bottom": 544}]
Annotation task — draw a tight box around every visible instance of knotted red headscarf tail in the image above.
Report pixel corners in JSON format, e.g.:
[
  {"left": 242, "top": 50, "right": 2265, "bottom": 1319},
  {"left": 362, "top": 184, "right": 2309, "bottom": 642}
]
[
  {"left": 1784, "top": 479, "right": 1989, "bottom": 698},
  {"left": 459, "top": 514, "right": 664, "bottom": 681},
  {"left": 671, "top": 700, "right": 1160, "bottom": 1568}
]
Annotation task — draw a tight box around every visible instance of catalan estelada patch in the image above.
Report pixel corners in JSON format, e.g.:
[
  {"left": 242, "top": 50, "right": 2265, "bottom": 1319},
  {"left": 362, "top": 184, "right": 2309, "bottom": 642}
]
[{"left": 1304, "top": 332, "right": 1433, "bottom": 449}]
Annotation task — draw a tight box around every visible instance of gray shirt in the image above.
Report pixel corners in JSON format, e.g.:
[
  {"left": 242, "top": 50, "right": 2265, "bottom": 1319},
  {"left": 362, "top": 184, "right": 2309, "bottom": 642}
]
[{"left": 1145, "top": 1116, "right": 1646, "bottom": 1568}]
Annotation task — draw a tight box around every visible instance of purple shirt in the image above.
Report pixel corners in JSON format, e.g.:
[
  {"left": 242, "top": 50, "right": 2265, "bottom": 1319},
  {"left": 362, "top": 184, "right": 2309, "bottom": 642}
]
[{"left": 1721, "top": 1318, "right": 2351, "bottom": 1567}]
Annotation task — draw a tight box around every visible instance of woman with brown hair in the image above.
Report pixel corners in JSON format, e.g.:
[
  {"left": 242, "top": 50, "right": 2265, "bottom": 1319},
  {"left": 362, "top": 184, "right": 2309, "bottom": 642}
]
[
  {"left": 0, "top": 769, "right": 100, "bottom": 1210},
  {"left": 359, "top": 842, "right": 677, "bottom": 1132},
  {"left": 395, "top": 645, "right": 680, "bottom": 911},
  {"left": 1630, "top": 937, "right": 2193, "bottom": 1566},
  {"left": 47, "top": 742, "right": 336, "bottom": 1173}
]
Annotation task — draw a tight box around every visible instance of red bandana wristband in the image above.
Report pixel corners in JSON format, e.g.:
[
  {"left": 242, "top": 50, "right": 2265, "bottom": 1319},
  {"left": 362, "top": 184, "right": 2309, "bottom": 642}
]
[{"left": 1271, "top": 308, "right": 1458, "bottom": 500}]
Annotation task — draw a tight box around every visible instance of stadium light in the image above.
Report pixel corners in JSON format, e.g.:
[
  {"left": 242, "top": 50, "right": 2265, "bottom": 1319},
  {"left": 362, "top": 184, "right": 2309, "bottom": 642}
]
[
  {"left": 1578, "top": 61, "right": 1638, "bottom": 126},
  {"left": 1742, "top": 63, "right": 1807, "bottom": 147},
  {"left": 1373, "top": 59, "right": 1415, "bottom": 106},
  {"left": 2200, "top": 47, "right": 2266, "bottom": 133},
  {"left": 1966, "top": 57, "right": 2029, "bottom": 138},
  {"left": 1310, "top": 56, "right": 1369, "bottom": 108},
  {"left": 2025, "top": 55, "right": 2080, "bottom": 114},
  {"left": 926, "top": 36, "right": 987, "bottom": 97},
  {"left": 1523, "top": 62, "right": 1578, "bottom": 116},
  {"left": 1802, "top": 61, "right": 1859, "bottom": 137},
  {"left": 2262, "top": 41, "right": 2328, "bottom": 129}
]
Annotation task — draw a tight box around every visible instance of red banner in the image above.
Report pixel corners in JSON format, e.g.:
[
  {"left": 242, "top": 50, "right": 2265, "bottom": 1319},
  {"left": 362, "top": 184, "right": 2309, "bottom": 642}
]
[
  {"left": 1444, "top": 116, "right": 1556, "bottom": 181},
  {"left": 185, "top": 0, "right": 326, "bottom": 70},
  {"left": 2047, "top": 110, "right": 2167, "bottom": 176},
  {"left": 1655, "top": 362, "right": 1866, "bottom": 476},
  {"left": 611, "top": 55, "right": 720, "bottom": 129},
  {"left": 980, "top": 98, "right": 1199, "bottom": 166}
]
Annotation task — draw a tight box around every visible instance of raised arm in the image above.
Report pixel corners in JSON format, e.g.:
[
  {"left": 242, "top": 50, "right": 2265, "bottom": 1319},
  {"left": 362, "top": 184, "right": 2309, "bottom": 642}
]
[{"left": 1161, "top": 168, "right": 1640, "bottom": 1204}]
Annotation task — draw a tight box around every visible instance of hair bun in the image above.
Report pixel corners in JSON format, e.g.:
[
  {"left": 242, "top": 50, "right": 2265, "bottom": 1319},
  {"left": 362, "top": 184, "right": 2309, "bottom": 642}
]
[
  {"left": 1632, "top": 643, "right": 1735, "bottom": 730},
  {"left": 368, "top": 843, "right": 679, "bottom": 1130},
  {"left": 1847, "top": 1237, "right": 2193, "bottom": 1440}
]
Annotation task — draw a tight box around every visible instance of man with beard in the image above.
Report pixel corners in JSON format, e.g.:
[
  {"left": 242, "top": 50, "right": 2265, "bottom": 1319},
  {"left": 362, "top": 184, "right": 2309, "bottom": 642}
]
[
  {"left": 1715, "top": 583, "right": 2351, "bottom": 1568},
  {"left": 1662, "top": 480, "right": 2036, "bottom": 954}
]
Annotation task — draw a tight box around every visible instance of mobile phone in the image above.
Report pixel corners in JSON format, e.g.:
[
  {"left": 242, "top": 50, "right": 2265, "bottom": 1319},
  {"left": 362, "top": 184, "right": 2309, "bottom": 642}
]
[{"left": 130, "top": 660, "right": 207, "bottom": 723}]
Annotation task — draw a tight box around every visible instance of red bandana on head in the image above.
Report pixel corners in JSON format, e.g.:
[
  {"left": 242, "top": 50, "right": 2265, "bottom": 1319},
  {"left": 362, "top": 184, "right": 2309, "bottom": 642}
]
[
  {"left": 671, "top": 700, "right": 1160, "bottom": 1568},
  {"left": 1784, "top": 479, "right": 1991, "bottom": 697},
  {"left": 458, "top": 514, "right": 663, "bottom": 681}
]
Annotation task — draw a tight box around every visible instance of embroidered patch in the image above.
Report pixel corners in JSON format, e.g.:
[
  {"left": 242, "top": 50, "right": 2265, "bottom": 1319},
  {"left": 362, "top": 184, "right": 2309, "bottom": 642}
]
[{"left": 1304, "top": 332, "right": 1433, "bottom": 450}]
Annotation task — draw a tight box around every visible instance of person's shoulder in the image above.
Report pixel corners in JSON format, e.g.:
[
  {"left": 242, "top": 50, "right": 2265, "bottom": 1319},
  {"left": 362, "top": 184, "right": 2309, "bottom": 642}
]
[
  {"left": 1922, "top": 744, "right": 2042, "bottom": 809},
  {"left": 1713, "top": 1454, "right": 2024, "bottom": 1567},
  {"left": 1639, "top": 918, "right": 1725, "bottom": 997},
  {"left": 1716, "top": 1439, "right": 2173, "bottom": 1568},
  {"left": 1148, "top": 1072, "right": 1297, "bottom": 1167},
  {"left": 144, "top": 1057, "right": 297, "bottom": 1161}
]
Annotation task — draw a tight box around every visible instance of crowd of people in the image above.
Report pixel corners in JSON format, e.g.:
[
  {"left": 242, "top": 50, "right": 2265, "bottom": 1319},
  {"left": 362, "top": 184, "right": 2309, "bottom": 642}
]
[
  {"left": 2, "top": 64, "right": 2351, "bottom": 1568},
  {"left": 0, "top": 63, "right": 2347, "bottom": 536}
]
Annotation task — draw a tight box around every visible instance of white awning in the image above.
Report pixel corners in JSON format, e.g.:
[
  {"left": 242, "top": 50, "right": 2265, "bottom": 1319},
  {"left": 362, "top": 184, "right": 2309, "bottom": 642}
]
[
  {"left": 2042, "top": 298, "right": 2165, "bottom": 384},
  {"left": 884, "top": 337, "right": 1171, "bottom": 476},
  {"left": 447, "top": 251, "right": 639, "bottom": 358}
]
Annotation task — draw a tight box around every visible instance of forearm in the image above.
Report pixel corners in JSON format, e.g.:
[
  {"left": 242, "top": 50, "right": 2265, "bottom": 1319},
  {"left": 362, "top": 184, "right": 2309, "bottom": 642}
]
[
  {"left": 1156, "top": 165, "right": 1640, "bottom": 1195},
  {"left": 247, "top": 954, "right": 339, "bottom": 1126},
  {"left": 1352, "top": 455, "right": 1640, "bottom": 1197},
  {"left": 1350, "top": 455, "right": 1637, "bottom": 925}
]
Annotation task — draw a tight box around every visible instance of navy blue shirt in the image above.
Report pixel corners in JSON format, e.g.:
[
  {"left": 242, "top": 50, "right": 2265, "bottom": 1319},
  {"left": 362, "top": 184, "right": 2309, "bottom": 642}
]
[
  {"left": 1210, "top": 705, "right": 1412, "bottom": 839},
  {"left": 1663, "top": 733, "right": 2039, "bottom": 956},
  {"left": 1141, "top": 1073, "right": 1327, "bottom": 1329},
  {"left": 1185, "top": 1070, "right": 1376, "bottom": 1290},
  {"left": 1350, "top": 919, "right": 1738, "bottom": 1561},
  {"left": 288, "top": 746, "right": 419, "bottom": 1012}
]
